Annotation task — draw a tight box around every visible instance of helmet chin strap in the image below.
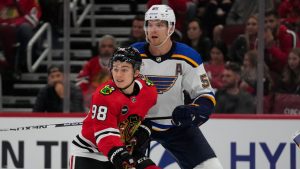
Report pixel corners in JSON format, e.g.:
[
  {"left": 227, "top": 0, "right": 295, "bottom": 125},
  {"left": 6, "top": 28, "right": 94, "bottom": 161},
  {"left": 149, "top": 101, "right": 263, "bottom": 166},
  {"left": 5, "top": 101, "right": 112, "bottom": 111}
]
[
  {"left": 146, "top": 27, "right": 174, "bottom": 48},
  {"left": 112, "top": 72, "right": 136, "bottom": 93},
  {"left": 152, "top": 34, "right": 172, "bottom": 48},
  {"left": 119, "top": 78, "right": 135, "bottom": 92}
]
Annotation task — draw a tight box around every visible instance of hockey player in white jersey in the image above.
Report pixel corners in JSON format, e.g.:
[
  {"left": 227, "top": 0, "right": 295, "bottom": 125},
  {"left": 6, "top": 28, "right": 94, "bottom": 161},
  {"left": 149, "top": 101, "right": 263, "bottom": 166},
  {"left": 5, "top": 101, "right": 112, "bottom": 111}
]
[{"left": 131, "top": 4, "right": 224, "bottom": 169}]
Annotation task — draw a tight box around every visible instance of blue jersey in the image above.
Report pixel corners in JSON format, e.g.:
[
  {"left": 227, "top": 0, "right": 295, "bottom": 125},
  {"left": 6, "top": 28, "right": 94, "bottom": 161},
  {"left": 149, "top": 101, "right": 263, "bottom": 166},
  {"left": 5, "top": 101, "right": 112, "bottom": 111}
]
[{"left": 132, "top": 42, "right": 216, "bottom": 129}]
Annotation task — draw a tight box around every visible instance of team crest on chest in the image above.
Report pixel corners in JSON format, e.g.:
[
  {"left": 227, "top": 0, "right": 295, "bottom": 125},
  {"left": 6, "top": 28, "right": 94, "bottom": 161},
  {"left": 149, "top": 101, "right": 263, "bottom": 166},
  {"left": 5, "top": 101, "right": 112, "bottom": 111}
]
[
  {"left": 121, "top": 105, "right": 129, "bottom": 115},
  {"left": 100, "top": 85, "right": 115, "bottom": 95},
  {"left": 139, "top": 74, "right": 154, "bottom": 86},
  {"left": 146, "top": 75, "right": 178, "bottom": 94},
  {"left": 131, "top": 97, "right": 136, "bottom": 103},
  {"left": 145, "top": 78, "right": 154, "bottom": 86},
  {"left": 156, "top": 57, "right": 162, "bottom": 62}
]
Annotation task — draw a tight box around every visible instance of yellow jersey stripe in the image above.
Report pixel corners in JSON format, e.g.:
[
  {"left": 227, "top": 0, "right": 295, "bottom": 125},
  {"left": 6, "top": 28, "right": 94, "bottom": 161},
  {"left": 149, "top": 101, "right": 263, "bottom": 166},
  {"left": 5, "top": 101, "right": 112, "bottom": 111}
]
[
  {"left": 172, "top": 54, "right": 199, "bottom": 67},
  {"left": 140, "top": 53, "right": 147, "bottom": 58},
  {"left": 201, "top": 95, "right": 217, "bottom": 106}
]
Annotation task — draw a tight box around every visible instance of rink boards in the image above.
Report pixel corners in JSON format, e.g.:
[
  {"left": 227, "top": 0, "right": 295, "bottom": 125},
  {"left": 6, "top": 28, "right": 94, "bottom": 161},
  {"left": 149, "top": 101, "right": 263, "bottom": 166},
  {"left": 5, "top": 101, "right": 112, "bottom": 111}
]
[{"left": 0, "top": 113, "right": 299, "bottom": 169}]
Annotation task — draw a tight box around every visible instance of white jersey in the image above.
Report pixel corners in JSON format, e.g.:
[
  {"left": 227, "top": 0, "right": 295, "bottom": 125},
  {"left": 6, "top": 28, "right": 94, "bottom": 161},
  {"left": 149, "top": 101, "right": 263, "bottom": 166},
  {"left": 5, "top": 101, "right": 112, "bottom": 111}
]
[{"left": 132, "top": 42, "right": 216, "bottom": 129}]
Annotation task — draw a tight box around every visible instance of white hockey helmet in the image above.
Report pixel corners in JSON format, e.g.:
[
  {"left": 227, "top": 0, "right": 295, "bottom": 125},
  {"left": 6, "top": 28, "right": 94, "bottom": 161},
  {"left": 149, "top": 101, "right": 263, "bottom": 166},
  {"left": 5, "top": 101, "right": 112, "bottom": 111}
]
[
  {"left": 144, "top": 4, "right": 176, "bottom": 46},
  {"left": 144, "top": 4, "right": 176, "bottom": 31}
]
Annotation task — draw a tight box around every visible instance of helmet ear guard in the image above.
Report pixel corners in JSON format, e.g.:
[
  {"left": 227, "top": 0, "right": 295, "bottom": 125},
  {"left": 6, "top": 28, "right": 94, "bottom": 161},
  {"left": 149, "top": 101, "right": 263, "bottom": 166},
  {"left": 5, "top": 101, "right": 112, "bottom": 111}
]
[{"left": 110, "top": 47, "right": 142, "bottom": 71}]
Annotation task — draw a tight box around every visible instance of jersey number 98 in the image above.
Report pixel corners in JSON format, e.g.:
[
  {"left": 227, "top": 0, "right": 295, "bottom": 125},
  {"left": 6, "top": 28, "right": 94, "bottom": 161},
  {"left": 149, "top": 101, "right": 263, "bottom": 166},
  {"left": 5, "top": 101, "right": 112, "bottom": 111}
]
[{"left": 91, "top": 105, "right": 107, "bottom": 121}]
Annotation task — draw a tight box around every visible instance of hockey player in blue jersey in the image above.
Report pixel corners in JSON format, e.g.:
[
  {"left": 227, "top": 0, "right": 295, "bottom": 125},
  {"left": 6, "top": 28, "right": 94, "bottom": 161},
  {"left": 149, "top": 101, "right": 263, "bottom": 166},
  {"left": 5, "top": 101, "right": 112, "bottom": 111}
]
[{"left": 131, "top": 4, "right": 224, "bottom": 169}]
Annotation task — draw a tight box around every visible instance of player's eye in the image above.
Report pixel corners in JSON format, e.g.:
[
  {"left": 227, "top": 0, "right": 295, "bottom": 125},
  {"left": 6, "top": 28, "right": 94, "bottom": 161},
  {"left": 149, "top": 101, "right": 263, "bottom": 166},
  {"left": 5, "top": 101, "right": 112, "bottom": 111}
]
[
  {"left": 112, "top": 68, "right": 119, "bottom": 72},
  {"left": 121, "top": 68, "right": 129, "bottom": 73}
]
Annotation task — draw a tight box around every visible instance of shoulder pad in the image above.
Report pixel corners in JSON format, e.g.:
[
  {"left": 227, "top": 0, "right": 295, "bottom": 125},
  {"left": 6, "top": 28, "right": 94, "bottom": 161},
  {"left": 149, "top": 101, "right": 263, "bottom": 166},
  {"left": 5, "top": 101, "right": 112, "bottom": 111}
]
[{"left": 100, "top": 85, "right": 115, "bottom": 95}]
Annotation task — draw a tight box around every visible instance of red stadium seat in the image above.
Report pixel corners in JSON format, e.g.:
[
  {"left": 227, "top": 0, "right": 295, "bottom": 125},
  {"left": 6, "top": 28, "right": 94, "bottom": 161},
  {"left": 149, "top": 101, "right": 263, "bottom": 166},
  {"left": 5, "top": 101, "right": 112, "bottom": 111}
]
[
  {"left": 271, "top": 93, "right": 300, "bottom": 114},
  {"left": 221, "top": 24, "right": 245, "bottom": 46},
  {"left": 263, "top": 95, "right": 272, "bottom": 114}
]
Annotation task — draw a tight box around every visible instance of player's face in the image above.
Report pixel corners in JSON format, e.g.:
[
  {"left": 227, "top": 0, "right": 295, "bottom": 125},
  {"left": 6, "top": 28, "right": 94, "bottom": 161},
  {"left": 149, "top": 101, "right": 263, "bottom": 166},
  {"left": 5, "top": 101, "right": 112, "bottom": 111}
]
[
  {"left": 288, "top": 52, "right": 300, "bottom": 71},
  {"left": 146, "top": 20, "right": 169, "bottom": 46},
  {"left": 111, "top": 61, "right": 139, "bottom": 91}
]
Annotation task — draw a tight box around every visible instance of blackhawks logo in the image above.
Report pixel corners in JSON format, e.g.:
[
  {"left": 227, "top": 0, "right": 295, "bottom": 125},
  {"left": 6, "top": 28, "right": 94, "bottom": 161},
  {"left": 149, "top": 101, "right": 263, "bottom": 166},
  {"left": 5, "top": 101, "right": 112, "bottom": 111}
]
[
  {"left": 100, "top": 85, "right": 115, "bottom": 95},
  {"left": 145, "top": 78, "right": 154, "bottom": 86},
  {"left": 139, "top": 74, "right": 154, "bottom": 86}
]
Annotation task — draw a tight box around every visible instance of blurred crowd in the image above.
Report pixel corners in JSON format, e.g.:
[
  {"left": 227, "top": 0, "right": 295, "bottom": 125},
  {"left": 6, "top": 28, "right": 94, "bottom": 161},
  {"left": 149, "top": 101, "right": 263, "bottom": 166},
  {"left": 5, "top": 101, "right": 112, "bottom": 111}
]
[{"left": 1, "top": 0, "right": 300, "bottom": 114}]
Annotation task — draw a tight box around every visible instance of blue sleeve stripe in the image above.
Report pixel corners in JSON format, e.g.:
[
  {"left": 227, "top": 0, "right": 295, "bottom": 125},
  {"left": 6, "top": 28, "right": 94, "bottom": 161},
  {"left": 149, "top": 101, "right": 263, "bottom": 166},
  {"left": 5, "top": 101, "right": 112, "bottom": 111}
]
[{"left": 171, "top": 54, "right": 199, "bottom": 67}]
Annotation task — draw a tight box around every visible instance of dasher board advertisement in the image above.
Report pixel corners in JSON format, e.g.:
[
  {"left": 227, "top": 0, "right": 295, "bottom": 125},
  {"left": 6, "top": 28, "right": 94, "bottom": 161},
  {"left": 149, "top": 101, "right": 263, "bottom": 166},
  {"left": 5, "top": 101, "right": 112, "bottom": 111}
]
[{"left": 0, "top": 113, "right": 299, "bottom": 169}]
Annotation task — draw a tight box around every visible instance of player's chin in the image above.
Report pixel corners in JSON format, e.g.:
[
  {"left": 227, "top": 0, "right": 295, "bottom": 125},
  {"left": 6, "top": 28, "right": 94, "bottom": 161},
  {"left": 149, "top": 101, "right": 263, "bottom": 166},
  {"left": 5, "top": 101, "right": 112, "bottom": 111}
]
[
  {"left": 150, "top": 41, "right": 161, "bottom": 46},
  {"left": 115, "top": 82, "right": 127, "bottom": 89},
  {"left": 149, "top": 38, "right": 160, "bottom": 44}
]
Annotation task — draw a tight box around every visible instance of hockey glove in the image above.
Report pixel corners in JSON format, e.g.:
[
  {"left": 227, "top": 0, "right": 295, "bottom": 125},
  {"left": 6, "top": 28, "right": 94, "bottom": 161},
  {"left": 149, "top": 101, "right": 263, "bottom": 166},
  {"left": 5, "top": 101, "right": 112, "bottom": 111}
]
[
  {"left": 107, "top": 146, "right": 135, "bottom": 169},
  {"left": 134, "top": 153, "right": 160, "bottom": 169},
  {"left": 130, "top": 124, "right": 152, "bottom": 155},
  {"left": 171, "top": 104, "right": 211, "bottom": 127}
]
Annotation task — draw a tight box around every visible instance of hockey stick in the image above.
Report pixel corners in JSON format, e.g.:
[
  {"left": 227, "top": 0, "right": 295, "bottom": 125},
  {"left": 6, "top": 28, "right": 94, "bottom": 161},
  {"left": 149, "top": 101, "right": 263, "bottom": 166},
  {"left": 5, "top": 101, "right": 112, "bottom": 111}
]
[
  {"left": 0, "top": 116, "right": 172, "bottom": 132},
  {"left": 145, "top": 116, "right": 172, "bottom": 120},
  {"left": 0, "top": 122, "right": 83, "bottom": 132}
]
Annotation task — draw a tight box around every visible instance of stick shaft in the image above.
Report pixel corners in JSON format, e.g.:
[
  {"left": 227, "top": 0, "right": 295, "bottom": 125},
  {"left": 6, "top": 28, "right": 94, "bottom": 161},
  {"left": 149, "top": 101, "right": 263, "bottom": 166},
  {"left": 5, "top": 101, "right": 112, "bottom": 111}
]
[
  {"left": 0, "top": 122, "right": 83, "bottom": 132},
  {"left": 0, "top": 116, "right": 171, "bottom": 132},
  {"left": 145, "top": 116, "right": 172, "bottom": 120}
]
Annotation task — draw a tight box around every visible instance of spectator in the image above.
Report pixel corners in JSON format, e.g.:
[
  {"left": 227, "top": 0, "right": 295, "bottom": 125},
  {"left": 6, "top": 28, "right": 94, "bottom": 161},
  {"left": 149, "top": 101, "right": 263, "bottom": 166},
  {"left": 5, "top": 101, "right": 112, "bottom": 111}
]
[
  {"left": 277, "top": 48, "right": 300, "bottom": 94},
  {"left": 33, "top": 65, "right": 84, "bottom": 113},
  {"left": 264, "top": 10, "right": 300, "bottom": 77},
  {"left": 211, "top": 24, "right": 224, "bottom": 43},
  {"left": 277, "top": 0, "right": 300, "bottom": 34},
  {"left": 202, "top": 0, "right": 233, "bottom": 39},
  {"left": 0, "top": 0, "right": 41, "bottom": 74},
  {"left": 183, "top": 18, "right": 212, "bottom": 62},
  {"left": 229, "top": 15, "right": 258, "bottom": 64},
  {"left": 120, "top": 14, "right": 145, "bottom": 47},
  {"left": 215, "top": 62, "right": 256, "bottom": 113},
  {"left": 196, "top": 0, "right": 209, "bottom": 21},
  {"left": 204, "top": 41, "right": 228, "bottom": 90},
  {"left": 240, "top": 50, "right": 273, "bottom": 96},
  {"left": 76, "top": 35, "right": 116, "bottom": 108},
  {"left": 226, "top": 0, "right": 274, "bottom": 25}
]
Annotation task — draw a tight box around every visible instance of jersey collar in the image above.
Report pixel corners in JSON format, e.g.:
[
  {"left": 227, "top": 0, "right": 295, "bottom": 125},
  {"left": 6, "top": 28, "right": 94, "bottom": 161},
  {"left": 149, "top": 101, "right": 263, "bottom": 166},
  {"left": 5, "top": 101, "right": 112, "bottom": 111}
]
[{"left": 144, "top": 41, "right": 176, "bottom": 63}]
